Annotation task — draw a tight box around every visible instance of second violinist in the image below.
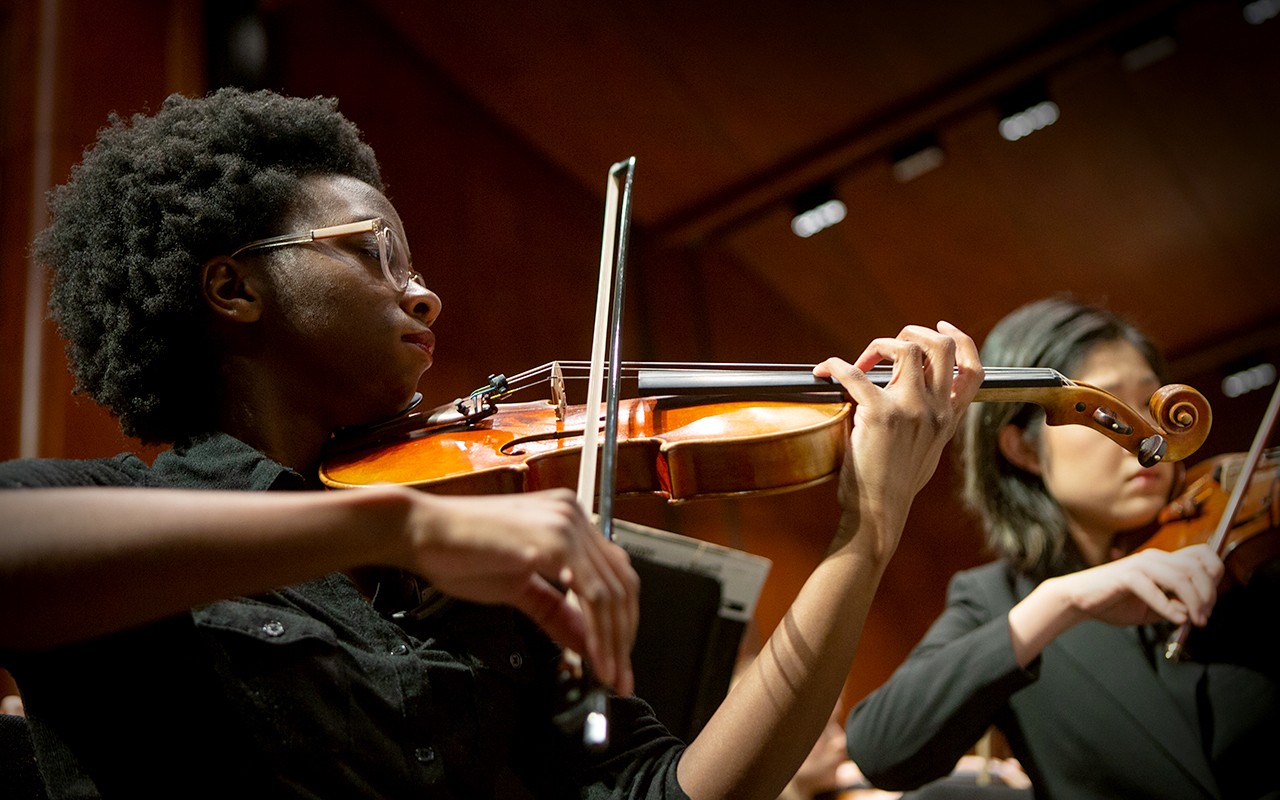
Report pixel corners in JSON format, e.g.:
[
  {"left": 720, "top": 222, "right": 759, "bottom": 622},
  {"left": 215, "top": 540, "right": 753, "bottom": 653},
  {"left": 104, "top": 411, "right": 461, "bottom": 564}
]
[{"left": 845, "top": 297, "right": 1280, "bottom": 800}]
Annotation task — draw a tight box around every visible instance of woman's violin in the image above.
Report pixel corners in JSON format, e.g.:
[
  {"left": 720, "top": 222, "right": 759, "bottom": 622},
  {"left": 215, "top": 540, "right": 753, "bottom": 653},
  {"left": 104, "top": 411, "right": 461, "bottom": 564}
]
[
  {"left": 319, "top": 360, "right": 1213, "bottom": 501},
  {"left": 1139, "top": 448, "right": 1279, "bottom": 588},
  {"left": 1137, "top": 375, "right": 1280, "bottom": 660}
]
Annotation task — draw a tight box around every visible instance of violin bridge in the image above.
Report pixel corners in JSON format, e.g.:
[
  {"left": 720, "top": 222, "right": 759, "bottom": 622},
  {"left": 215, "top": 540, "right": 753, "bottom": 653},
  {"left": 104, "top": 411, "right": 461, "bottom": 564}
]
[{"left": 552, "top": 360, "right": 568, "bottom": 422}]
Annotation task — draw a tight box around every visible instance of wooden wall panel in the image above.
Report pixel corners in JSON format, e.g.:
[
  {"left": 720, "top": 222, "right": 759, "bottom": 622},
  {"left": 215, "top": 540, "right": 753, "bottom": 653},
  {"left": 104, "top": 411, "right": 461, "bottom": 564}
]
[{"left": 0, "top": 0, "right": 37, "bottom": 462}]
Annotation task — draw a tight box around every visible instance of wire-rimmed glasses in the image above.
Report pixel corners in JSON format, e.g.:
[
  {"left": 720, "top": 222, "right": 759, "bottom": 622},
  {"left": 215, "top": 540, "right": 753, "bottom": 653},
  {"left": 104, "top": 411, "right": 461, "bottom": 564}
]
[{"left": 230, "top": 217, "right": 422, "bottom": 291}]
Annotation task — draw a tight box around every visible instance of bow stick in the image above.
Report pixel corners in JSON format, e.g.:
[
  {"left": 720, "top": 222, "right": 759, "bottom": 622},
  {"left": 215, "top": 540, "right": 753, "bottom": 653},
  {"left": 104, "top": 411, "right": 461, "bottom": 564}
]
[{"left": 558, "top": 156, "right": 636, "bottom": 749}]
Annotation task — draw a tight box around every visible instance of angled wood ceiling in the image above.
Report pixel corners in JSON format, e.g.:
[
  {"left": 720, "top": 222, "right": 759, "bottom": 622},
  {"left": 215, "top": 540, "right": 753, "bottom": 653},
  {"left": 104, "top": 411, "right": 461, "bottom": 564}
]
[{"left": 368, "top": 0, "right": 1280, "bottom": 366}]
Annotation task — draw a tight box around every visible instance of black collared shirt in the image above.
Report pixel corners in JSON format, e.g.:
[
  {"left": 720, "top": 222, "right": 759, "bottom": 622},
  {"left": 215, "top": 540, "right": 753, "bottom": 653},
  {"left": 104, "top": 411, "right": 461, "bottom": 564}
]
[{"left": 1, "top": 434, "right": 689, "bottom": 799}]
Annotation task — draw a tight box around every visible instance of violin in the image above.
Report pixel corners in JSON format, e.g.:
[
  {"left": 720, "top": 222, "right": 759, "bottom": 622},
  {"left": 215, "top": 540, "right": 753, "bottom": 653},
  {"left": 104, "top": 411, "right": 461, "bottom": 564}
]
[
  {"left": 319, "top": 360, "right": 1213, "bottom": 500},
  {"left": 1139, "top": 448, "right": 1280, "bottom": 588},
  {"left": 1137, "top": 374, "right": 1280, "bottom": 660}
]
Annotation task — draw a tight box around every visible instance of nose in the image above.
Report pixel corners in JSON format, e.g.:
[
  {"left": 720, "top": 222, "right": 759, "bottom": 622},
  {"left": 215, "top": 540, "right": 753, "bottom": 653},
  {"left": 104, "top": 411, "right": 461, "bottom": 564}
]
[{"left": 402, "top": 278, "right": 442, "bottom": 326}]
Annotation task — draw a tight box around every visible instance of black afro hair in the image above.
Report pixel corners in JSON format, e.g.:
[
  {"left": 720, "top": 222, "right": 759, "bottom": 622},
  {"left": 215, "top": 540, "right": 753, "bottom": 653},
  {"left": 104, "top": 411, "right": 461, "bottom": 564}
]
[{"left": 33, "top": 88, "right": 383, "bottom": 444}]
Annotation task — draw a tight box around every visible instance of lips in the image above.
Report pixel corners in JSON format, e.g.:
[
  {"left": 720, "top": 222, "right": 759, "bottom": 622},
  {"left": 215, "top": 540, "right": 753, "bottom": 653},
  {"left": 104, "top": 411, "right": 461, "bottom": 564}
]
[
  {"left": 1126, "top": 469, "right": 1168, "bottom": 493},
  {"left": 402, "top": 330, "right": 435, "bottom": 358}
]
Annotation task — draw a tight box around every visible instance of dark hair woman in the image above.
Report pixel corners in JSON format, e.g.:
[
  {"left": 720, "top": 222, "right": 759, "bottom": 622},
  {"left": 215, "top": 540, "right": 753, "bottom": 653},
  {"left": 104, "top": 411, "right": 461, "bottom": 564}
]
[{"left": 846, "top": 296, "right": 1279, "bottom": 800}]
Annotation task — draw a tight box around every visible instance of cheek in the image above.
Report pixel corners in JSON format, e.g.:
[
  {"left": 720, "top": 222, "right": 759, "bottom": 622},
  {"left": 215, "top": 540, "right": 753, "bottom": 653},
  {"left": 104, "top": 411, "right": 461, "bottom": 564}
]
[
  {"left": 1040, "top": 425, "right": 1112, "bottom": 471},
  {"left": 286, "top": 271, "right": 381, "bottom": 332},
  {"left": 1039, "top": 428, "right": 1127, "bottom": 494},
  {"left": 263, "top": 263, "right": 336, "bottom": 325}
]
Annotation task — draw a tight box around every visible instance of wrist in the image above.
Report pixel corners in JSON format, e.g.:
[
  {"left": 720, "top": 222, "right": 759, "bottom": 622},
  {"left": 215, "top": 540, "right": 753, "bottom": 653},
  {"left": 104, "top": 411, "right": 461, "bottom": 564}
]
[
  {"left": 1008, "top": 578, "right": 1084, "bottom": 666},
  {"left": 831, "top": 507, "right": 902, "bottom": 568},
  {"left": 332, "top": 484, "right": 423, "bottom": 569}
]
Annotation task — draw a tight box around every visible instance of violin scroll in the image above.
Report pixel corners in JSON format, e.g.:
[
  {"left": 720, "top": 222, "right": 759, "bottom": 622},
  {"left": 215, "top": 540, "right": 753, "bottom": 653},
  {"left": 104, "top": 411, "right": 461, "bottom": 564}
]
[
  {"left": 1031, "top": 381, "right": 1212, "bottom": 468},
  {"left": 1150, "top": 383, "right": 1211, "bottom": 440}
]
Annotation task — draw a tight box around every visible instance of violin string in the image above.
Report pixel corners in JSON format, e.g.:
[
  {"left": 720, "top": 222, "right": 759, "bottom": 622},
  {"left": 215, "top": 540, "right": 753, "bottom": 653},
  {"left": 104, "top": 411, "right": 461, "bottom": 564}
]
[
  {"left": 514, "top": 361, "right": 1065, "bottom": 375},
  {"left": 491, "top": 362, "right": 1068, "bottom": 398},
  {"left": 498, "top": 361, "right": 813, "bottom": 396}
]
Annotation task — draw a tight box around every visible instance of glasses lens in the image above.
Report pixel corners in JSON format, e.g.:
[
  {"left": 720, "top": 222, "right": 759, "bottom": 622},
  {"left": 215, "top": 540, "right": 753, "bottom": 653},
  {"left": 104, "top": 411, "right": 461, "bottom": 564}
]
[{"left": 378, "top": 224, "right": 413, "bottom": 290}]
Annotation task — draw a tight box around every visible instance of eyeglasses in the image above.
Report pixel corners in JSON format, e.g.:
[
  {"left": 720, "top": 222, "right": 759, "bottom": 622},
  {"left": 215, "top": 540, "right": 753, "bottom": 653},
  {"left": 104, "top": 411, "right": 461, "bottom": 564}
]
[{"left": 230, "top": 217, "right": 423, "bottom": 292}]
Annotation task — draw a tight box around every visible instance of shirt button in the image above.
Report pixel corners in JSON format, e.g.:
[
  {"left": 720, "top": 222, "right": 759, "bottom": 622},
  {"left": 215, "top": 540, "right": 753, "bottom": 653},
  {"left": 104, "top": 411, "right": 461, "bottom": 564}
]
[
  {"left": 261, "top": 620, "right": 285, "bottom": 637},
  {"left": 414, "top": 746, "right": 435, "bottom": 764},
  {"left": 389, "top": 643, "right": 409, "bottom": 656},
  {"left": 509, "top": 652, "right": 524, "bottom": 669}
]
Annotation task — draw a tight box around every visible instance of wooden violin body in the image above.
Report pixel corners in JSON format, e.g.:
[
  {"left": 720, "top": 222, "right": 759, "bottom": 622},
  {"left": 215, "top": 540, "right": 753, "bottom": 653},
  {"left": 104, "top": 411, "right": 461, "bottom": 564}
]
[
  {"left": 1140, "top": 449, "right": 1280, "bottom": 586},
  {"left": 322, "top": 395, "right": 850, "bottom": 502}
]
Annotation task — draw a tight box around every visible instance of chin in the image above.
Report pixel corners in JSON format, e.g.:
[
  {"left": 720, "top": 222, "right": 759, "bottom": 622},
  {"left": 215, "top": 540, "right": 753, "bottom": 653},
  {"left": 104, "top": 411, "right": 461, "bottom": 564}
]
[
  {"left": 1115, "top": 503, "right": 1164, "bottom": 534},
  {"left": 337, "top": 390, "right": 420, "bottom": 432},
  {"left": 381, "top": 390, "right": 420, "bottom": 421}
]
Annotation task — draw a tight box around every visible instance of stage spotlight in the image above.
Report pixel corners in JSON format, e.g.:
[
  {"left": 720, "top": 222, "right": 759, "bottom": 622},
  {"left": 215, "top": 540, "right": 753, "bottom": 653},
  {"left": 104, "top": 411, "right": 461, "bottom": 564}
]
[
  {"left": 997, "top": 82, "right": 1059, "bottom": 142},
  {"left": 207, "top": 2, "right": 271, "bottom": 89},
  {"left": 790, "top": 185, "right": 846, "bottom": 238},
  {"left": 891, "top": 134, "right": 945, "bottom": 183},
  {"left": 1243, "top": 0, "right": 1279, "bottom": 24},
  {"left": 1222, "top": 361, "right": 1277, "bottom": 398}
]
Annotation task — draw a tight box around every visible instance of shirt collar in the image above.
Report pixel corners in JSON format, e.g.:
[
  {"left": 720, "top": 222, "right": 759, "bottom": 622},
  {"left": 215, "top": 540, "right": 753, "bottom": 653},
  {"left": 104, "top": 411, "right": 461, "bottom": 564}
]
[{"left": 150, "top": 432, "right": 308, "bottom": 491}]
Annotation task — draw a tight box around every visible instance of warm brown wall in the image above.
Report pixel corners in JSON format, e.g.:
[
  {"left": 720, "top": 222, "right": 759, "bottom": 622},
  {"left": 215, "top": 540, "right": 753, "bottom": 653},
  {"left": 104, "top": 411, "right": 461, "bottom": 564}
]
[{"left": 0, "top": 1, "right": 27, "bottom": 462}]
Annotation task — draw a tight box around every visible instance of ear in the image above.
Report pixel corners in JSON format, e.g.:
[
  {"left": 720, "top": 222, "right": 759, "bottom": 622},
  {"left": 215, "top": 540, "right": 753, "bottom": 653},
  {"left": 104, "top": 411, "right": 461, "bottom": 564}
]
[
  {"left": 201, "top": 255, "right": 263, "bottom": 323},
  {"left": 998, "top": 424, "right": 1042, "bottom": 476}
]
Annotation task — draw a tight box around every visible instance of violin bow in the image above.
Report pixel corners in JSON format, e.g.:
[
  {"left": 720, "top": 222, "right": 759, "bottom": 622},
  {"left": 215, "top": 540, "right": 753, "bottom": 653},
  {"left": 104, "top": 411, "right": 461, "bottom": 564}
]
[
  {"left": 558, "top": 156, "right": 636, "bottom": 749},
  {"left": 576, "top": 156, "right": 636, "bottom": 540},
  {"left": 1165, "top": 373, "right": 1280, "bottom": 661}
]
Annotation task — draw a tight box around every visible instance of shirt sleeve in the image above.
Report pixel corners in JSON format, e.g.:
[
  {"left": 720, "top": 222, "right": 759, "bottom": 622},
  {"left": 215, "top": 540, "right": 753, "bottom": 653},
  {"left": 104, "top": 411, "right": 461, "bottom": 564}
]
[
  {"left": 576, "top": 693, "right": 691, "bottom": 800},
  {"left": 0, "top": 454, "right": 150, "bottom": 488},
  {"left": 844, "top": 565, "right": 1038, "bottom": 791}
]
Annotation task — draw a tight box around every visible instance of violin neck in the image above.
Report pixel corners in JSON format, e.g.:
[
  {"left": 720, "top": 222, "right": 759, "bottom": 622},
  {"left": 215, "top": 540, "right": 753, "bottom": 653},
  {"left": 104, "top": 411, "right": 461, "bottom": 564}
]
[{"left": 635, "top": 366, "right": 1069, "bottom": 396}]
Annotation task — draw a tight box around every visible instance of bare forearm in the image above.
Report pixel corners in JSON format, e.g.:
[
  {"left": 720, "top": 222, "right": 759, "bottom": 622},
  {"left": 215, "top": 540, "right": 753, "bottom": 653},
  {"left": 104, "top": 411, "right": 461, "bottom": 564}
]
[
  {"left": 675, "top": 327, "right": 981, "bottom": 798},
  {"left": 0, "top": 487, "right": 411, "bottom": 651},
  {"left": 677, "top": 511, "right": 896, "bottom": 800}
]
